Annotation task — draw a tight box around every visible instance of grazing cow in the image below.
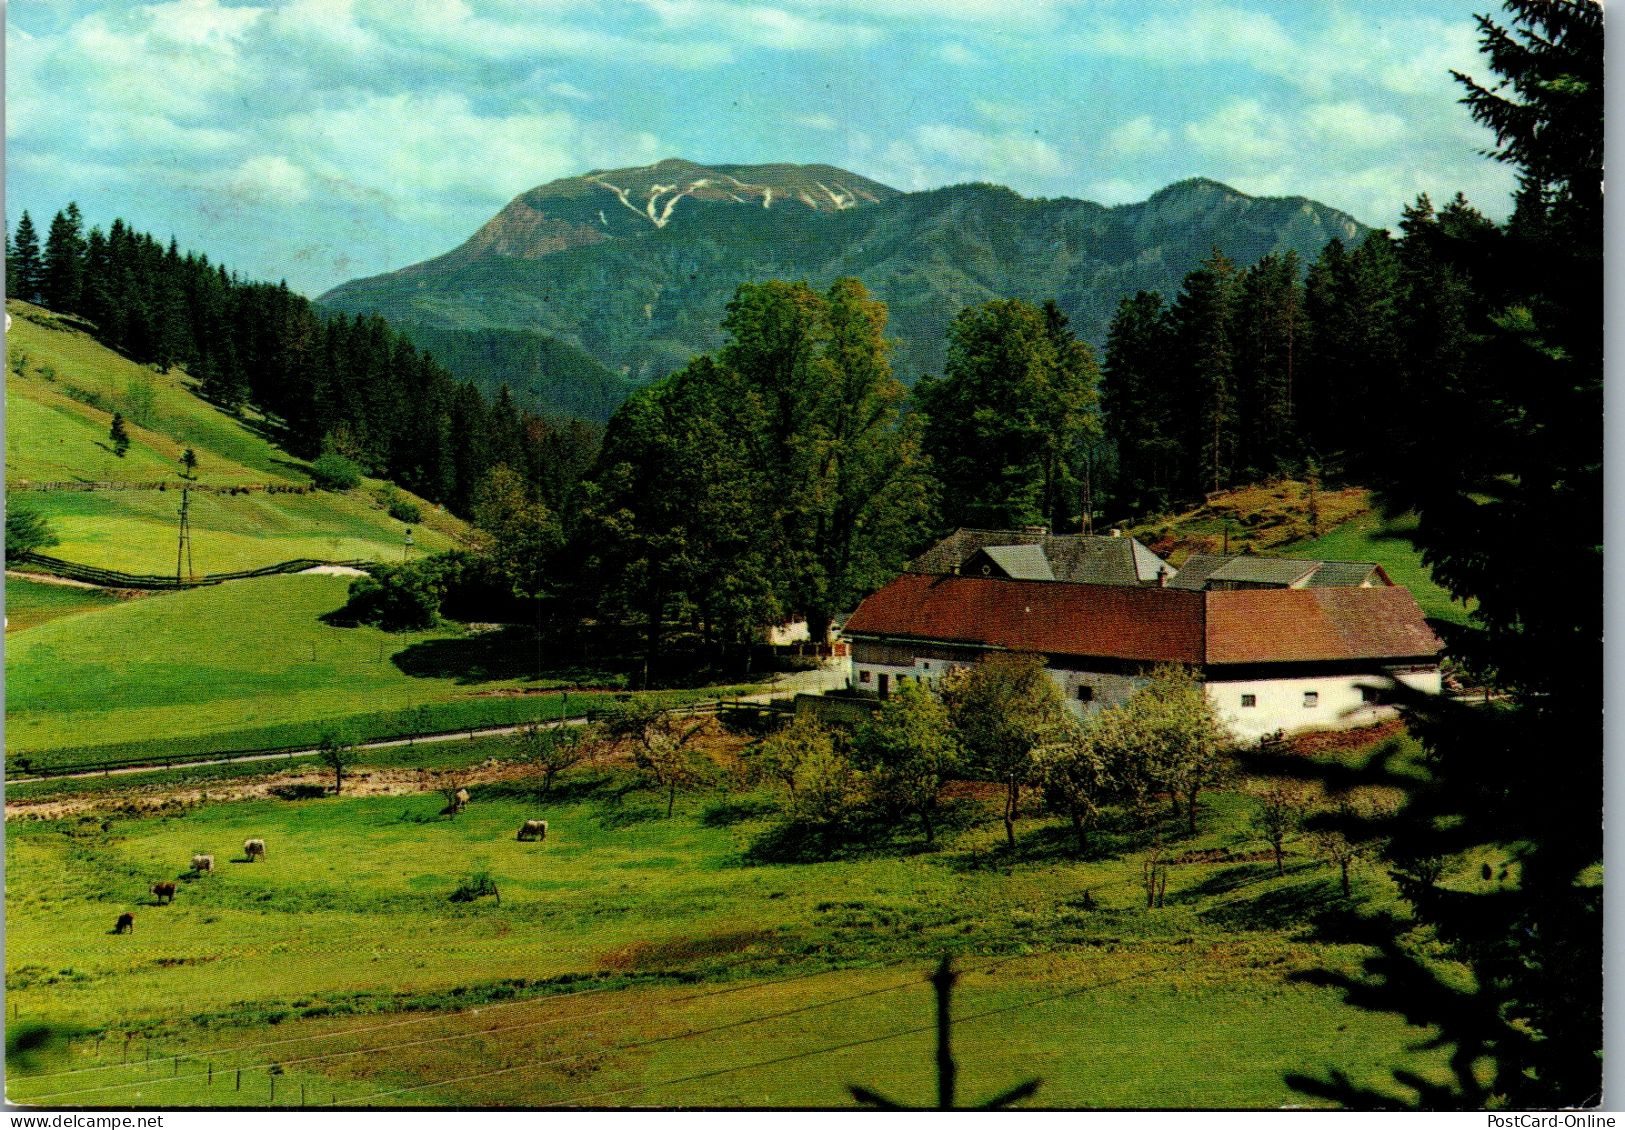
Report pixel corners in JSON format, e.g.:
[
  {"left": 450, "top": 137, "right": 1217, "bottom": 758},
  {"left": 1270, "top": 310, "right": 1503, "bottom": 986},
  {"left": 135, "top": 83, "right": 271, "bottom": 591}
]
[
  {"left": 151, "top": 881, "right": 177, "bottom": 905},
  {"left": 114, "top": 913, "right": 135, "bottom": 934},
  {"left": 243, "top": 838, "right": 266, "bottom": 862},
  {"left": 455, "top": 788, "right": 470, "bottom": 807},
  {"left": 191, "top": 854, "right": 214, "bottom": 873},
  {"left": 516, "top": 819, "right": 548, "bottom": 842}
]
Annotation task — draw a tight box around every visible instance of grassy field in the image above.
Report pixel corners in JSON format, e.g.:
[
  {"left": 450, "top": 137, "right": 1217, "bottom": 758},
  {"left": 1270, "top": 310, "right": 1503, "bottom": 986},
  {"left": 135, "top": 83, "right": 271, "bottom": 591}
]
[
  {"left": 1122, "top": 479, "right": 1469, "bottom": 627},
  {"left": 4, "top": 749, "right": 1470, "bottom": 1109},
  {"left": 4, "top": 575, "right": 130, "bottom": 633},
  {"left": 4, "top": 573, "right": 615, "bottom": 767},
  {"left": 5, "top": 301, "right": 465, "bottom": 572},
  {"left": 1285, "top": 511, "right": 1470, "bottom": 625}
]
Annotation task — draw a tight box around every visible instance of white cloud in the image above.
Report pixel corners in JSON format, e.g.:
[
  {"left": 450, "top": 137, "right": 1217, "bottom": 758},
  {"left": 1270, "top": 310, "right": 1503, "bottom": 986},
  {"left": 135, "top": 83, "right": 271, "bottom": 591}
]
[
  {"left": 1183, "top": 99, "right": 1291, "bottom": 164},
  {"left": 936, "top": 42, "right": 980, "bottom": 66},
  {"left": 1084, "top": 177, "right": 1157, "bottom": 206},
  {"left": 224, "top": 155, "right": 314, "bottom": 204},
  {"left": 1302, "top": 101, "right": 1405, "bottom": 149},
  {"left": 877, "top": 123, "right": 1071, "bottom": 189},
  {"left": 793, "top": 112, "right": 839, "bottom": 131},
  {"left": 547, "top": 81, "right": 595, "bottom": 102},
  {"left": 1099, "top": 115, "right": 1171, "bottom": 161},
  {"left": 973, "top": 99, "right": 1028, "bottom": 126},
  {"left": 637, "top": 0, "right": 881, "bottom": 51}
]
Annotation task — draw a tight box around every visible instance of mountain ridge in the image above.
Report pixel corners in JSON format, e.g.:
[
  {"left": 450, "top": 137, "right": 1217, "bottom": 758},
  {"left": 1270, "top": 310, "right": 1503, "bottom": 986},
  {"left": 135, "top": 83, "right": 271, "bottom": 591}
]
[{"left": 319, "top": 161, "right": 1368, "bottom": 420}]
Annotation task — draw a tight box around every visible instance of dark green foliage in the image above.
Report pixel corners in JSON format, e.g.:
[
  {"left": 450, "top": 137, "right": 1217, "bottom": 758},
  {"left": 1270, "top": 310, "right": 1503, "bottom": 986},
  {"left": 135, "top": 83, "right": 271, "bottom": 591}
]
[
  {"left": 7, "top": 211, "right": 43, "bottom": 303},
  {"left": 309, "top": 450, "right": 361, "bottom": 491},
  {"left": 108, "top": 412, "right": 130, "bottom": 458},
  {"left": 386, "top": 496, "right": 421, "bottom": 523},
  {"left": 1269, "top": 1, "right": 1603, "bottom": 1109},
  {"left": 6, "top": 501, "right": 59, "bottom": 557},
  {"left": 11, "top": 209, "right": 600, "bottom": 526},
  {"left": 584, "top": 278, "right": 928, "bottom": 671},
  {"left": 1101, "top": 291, "right": 1177, "bottom": 513},
  {"left": 918, "top": 298, "right": 1099, "bottom": 532},
  {"left": 334, "top": 556, "right": 461, "bottom": 630},
  {"left": 41, "top": 204, "right": 85, "bottom": 315},
  {"left": 851, "top": 680, "right": 960, "bottom": 843}
]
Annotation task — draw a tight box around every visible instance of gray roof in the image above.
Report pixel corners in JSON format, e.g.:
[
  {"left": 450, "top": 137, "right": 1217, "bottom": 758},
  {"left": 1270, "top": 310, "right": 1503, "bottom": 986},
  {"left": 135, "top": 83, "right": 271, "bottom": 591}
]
[
  {"left": 909, "top": 529, "right": 1173, "bottom": 587},
  {"left": 975, "top": 544, "right": 1055, "bottom": 581},
  {"left": 1167, "top": 554, "right": 1387, "bottom": 591},
  {"left": 1165, "top": 554, "right": 1228, "bottom": 590},
  {"left": 1304, "top": 561, "right": 1385, "bottom": 587},
  {"left": 1210, "top": 557, "right": 1320, "bottom": 586}
]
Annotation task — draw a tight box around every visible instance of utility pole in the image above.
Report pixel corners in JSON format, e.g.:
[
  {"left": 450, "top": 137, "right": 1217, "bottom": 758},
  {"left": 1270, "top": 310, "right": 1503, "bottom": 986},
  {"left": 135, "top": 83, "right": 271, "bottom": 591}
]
[
  {"left": 176, "top": 488, "right": 194, "bottom": 582},
  {"left": 850, "top": 955, "right": 1040, "bottom": 1110},
  {"left": 403, "top": 527, "right": 414, "bottom": 562}
]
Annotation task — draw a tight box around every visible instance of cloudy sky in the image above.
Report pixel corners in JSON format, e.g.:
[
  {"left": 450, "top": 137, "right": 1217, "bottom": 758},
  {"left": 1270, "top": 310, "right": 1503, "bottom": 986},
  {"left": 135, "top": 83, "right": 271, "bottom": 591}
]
[{"left": 6, "top": 0, "right": 1518, "bottom": 297}]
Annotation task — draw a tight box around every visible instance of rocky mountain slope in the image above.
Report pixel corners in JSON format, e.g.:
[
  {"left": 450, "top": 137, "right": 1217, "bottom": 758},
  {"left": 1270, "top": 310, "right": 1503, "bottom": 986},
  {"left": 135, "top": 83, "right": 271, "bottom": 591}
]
[{"left": 320, "top": 159, "right": 1366, "bottom": 420}]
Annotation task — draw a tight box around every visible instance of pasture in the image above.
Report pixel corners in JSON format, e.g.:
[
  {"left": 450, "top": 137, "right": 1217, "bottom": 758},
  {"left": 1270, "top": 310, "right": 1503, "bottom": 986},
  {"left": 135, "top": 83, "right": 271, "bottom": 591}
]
[
  {"left": 4, "top": 575, "right": 129, "bottom": 633},
  {"left": 5, "top": 300, "right": 463, "bottom": 573},
  {"left": 5, "top": 752, "right": 1469, "bottom": 1109},
  {"left": 4, "top": 572, "right": 626, "bottom": 770}
]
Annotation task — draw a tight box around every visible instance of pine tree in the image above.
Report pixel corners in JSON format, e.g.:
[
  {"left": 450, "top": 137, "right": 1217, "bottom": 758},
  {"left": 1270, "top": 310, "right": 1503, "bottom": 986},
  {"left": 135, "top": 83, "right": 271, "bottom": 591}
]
[
  {"left": 40, "top": 204, "right": 85, "bottom": 314},
  {"left": 109, "top": 412, "right": 130, "bottom": 458},
  {"left": 1168, "top": 251, "right": 1239, "bottom": 496},
  {"left": 1278, "top": 0, "right": 1603, "bottom": 1108},
  {"left": 8, "top": 212, "right": 43, "bottom": 304},
  {"left": 1232, "top": 252, "right": 1307, "bottom": 478},
  {"left": 1101, "top": 291, "right": 1177, "bottom": 515}
]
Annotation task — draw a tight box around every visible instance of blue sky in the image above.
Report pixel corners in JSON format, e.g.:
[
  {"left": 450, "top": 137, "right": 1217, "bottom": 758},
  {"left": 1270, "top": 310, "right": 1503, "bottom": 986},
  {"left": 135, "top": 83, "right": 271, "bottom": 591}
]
[{"left": 6, "top": 0, "right": 1518, "bottom": 297}]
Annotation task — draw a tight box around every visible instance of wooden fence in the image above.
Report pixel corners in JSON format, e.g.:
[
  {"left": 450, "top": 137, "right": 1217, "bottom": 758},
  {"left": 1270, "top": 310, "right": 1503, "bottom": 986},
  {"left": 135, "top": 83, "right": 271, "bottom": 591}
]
[
  {"left": 8, "top": 480, "right": 312, "bottom": 495},
  {"left": 9, "top": 551, "right": 372, "bottom": 590}
]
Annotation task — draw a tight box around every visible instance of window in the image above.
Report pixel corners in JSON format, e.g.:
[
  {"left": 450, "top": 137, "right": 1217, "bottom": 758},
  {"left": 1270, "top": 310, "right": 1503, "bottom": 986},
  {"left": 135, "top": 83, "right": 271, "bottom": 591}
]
[
  {"left": 1077, "top": 685, "right": 1094, "bottom": 703},
  {"left": 1303, "top": 691, "right": 1319, "bottom": 708},
  {"left": 859, "top": 670, "right": 871, "bottom": 684},
  {"left": 1360, "top": 686, "right": 1381, "bottom": 704},
  {"left": 1240, "top": 693, "right": 1257, "bottom": 708},
  {"left": 923, "top": 662, "right": 931, "bottom": 670}
]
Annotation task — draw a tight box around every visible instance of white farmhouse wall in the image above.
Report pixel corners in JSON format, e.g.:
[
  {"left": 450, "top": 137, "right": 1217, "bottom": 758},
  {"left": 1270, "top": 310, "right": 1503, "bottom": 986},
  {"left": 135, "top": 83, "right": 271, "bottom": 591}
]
[
  {"left": 852, "top": 646, "right": 1440, "bottom": 743},
  {"left": 1208, "top": 668, "right": 1442, "bottom": 741}
]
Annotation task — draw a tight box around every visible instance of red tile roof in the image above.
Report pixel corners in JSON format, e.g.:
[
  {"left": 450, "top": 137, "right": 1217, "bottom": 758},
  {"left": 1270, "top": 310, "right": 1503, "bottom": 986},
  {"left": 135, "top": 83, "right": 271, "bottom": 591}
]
[
  {"left": 843, "top": 574, "right": 1441, "bottom": 666},
  {"left": 1203, "top": 586, "right": 1441, "bottom": 665},
  {"left": 843, "top": 573, "right": 1205, "bottom": 663}
]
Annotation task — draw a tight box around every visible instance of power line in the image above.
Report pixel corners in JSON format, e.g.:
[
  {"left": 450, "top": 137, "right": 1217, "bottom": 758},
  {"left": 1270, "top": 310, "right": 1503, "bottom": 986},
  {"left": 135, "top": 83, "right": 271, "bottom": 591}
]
[{"left": 25, "top": 961, "right": 904, "bottom": 1103}]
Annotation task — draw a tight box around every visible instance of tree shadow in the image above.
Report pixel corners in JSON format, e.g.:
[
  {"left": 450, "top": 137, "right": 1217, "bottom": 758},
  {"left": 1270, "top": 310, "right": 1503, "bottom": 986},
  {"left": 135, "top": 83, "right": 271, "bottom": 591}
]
[{"left": 389, "top": 629, "right": 621, "bottom": 687}]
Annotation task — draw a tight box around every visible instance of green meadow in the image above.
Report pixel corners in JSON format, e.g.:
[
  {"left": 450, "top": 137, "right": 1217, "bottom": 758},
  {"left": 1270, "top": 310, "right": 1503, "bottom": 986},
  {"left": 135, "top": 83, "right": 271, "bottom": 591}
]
[
  {"left": 4, "top": 575, "right": 127, "bottom": 633},
  {"left": 1286, "top": 510, "right": 1471, "bottom": 625},
  {"left": 5, "top": 301, "right": 463, "bottom": 572},
  {"left": 4, "top": 573, "right": 612, "bottom": 769},
  {"left": 5, "top": 763, "right": 1471, "bottom": 1109}
]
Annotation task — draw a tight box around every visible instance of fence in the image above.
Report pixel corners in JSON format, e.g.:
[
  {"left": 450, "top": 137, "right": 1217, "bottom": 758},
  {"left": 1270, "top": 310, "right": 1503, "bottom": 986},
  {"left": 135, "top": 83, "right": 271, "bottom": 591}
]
[
  {"left": 9, "top": 552, "right": 372, "bottom": 590},
  {"left": 8, "top": 480, "right": 313, "bottom": 495}
]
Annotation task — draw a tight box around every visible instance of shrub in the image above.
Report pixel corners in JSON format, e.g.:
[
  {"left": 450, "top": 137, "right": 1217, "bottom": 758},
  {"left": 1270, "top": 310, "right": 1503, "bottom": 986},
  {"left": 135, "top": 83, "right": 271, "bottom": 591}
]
[
  {"left": 310, "top": 451, "right": 362, "bottom": 491},
  {"left": 387, "top": 497, "right": 422, "bottom": 524}
]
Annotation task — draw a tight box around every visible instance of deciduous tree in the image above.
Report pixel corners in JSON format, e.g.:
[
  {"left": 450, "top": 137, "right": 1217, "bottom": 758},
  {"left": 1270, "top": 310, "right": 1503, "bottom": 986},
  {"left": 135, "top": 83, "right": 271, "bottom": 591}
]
[
  {"left": 940, "top": 652, "right": 1068, "bottom": 849},
  {"left": 852, "top": 679, "right": 961, "bottom": 843}
]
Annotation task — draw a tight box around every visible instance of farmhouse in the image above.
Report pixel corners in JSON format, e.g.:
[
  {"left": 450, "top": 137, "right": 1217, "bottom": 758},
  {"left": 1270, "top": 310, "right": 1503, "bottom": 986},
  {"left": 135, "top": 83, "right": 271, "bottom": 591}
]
[
  {"left": 841, "top": 572, "right": 1442, "bottom": 741},
  {"left": 1166, "top": 554, "right": 1393, "bottom": 591},
  {"left": 909, "top": 527, "right": 1174, "bottom": 585}
]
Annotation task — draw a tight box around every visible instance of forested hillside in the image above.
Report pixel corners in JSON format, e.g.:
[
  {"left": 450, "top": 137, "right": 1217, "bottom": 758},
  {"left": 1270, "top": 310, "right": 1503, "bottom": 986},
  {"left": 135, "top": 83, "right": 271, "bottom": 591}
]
[
  {"left": 318, "top": 163, "right": 1367, "bottom": 413},
  {"left": 6, "top": 210, "right": 600, "bottom": 520}
]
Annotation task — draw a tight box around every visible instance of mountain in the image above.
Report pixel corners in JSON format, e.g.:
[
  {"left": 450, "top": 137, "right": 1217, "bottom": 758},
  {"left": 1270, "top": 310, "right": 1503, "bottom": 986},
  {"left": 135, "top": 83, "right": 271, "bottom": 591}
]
[{"left": 319, "top": 160, "right": 1367, "bottom": 420}]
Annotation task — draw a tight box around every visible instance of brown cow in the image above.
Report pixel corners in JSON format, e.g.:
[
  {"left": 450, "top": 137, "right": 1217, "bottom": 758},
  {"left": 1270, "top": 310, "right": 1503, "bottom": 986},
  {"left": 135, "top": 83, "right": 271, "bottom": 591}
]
[
  {"left": 114, "top": 913, "right": 135, "bottom": 934},
  {"left": 151, "top": 881, "right": 177, "bottom": 905}
]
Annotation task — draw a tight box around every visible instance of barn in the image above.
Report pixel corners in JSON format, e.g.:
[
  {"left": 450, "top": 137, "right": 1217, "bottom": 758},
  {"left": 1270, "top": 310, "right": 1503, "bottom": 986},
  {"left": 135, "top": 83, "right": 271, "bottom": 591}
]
[{"left": 840, "top": 572, "right": 1442, "bottom": 742}]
